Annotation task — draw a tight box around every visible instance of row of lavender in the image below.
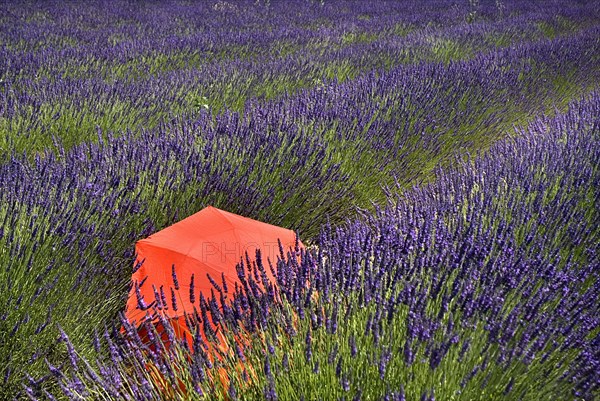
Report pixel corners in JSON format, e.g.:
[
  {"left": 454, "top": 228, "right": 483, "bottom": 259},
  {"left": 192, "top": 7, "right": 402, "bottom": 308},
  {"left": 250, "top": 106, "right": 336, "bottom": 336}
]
[
  {"left": 2, "top": 1, "right": 599, "bottom": 155},
  {"left": 2, "top": 1, "right": 588, "bottom": 79},
  {"left": 37, "top": 91, "right": 600, "bottom": 400},
  {"left": 2, "top": 11, "right": 600, "bottom": 398}
]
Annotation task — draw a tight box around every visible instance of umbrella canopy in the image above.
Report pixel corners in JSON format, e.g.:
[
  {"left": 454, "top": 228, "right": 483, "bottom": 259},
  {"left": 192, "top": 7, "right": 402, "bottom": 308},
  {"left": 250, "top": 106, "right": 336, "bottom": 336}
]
[{"left": 125, "top": 206, "right": 301, "bottom": 326}]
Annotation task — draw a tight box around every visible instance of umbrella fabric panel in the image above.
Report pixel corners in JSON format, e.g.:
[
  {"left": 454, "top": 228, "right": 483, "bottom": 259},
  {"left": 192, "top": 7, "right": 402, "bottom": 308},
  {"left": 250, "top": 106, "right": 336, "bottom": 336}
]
[{"left": 125, "top": 206, "right": 301, "bottom": 326}]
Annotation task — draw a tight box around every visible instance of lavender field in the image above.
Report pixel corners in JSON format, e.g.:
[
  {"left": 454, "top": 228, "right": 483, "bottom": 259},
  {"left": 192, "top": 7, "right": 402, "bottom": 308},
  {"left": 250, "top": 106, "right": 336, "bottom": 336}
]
[{"left": 1, "top": 1, "right": 599, "bottom": 400}]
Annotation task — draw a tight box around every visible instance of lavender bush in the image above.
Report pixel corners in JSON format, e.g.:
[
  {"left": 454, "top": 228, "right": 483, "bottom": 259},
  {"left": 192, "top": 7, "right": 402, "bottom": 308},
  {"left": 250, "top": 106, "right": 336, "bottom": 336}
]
[
  {"left": 1, "top": 1, "right": 599, "bottom": 400},
  {"left": 39, "top": 92, "right": 600, "bottom": 400},
  {"left": 1, "top": 1, "right": 599, "bottom": 155}
]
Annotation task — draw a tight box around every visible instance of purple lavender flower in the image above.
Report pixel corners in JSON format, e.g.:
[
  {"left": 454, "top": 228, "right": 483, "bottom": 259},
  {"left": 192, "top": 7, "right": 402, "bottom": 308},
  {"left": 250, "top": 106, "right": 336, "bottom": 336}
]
[
  {"left": 57, "top": 327, "right": 78, "bottom": 370},
  {"left": 349, "top": 335, "right": 357, "bottom": 358},
  {"left": 341, "top": 375, "right": 350, "bottom": 392},
  {"left": 221, "top": 272, "right": 229, "bottom": 294},
  {"left": 504, "top": 377, "right": 515, "bottom": 395},
  {"left": 134, "top": 281, "right": 149, "bottom": 311},
  {"left": 159, "top": 286, "right": 168, "bottom": 310},
  {"left": 282, "top": 353, "right": 290, "bottom": 371},
  {"left": 305, "top": 329, "right": 312, "bottom": 362},
  {"left": 170, "top": 287, "right": 178, "bottom": 311},
  {"left": 207, "top": 273, "right": 222, "bottom": 294},
  {"left": 264, "top": 356, "right": 273, "bottom": 378},
  {"left": 336, "top": 356, "right": 343, "bottom": 378},
  {"left": 189, "top": 274, "right": 195, "bottom": 304},
  {"left": 264, "top": 381, "right": 278, "bottom": 401},
  {"left": 228, "top": 383, "right": 237, "bottom": 400},
  {"left": 171, "top": 264, "right": 179, "bottom": 290},
  {"left": 3, "top": 368, "right": 11, "bottom": 386},
  {"left": 379, "top": 348, "right": 391, "bottom": 380}
]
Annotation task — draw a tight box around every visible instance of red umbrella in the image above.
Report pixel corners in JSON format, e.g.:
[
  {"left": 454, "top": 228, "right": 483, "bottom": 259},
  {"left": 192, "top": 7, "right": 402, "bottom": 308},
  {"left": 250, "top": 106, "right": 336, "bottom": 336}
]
[{"left": 125, "top": 206, "right": 302, "bottom": 328}]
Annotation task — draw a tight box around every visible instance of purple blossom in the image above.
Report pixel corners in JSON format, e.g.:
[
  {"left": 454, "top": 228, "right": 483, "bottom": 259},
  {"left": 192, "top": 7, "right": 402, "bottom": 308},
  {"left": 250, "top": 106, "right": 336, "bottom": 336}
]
[
  {"left": 228, "top": 383, "right": 237, "bottom": 400},
  {"left": 170, "top": 287, "right": 178, "bottom": 312},
  {"left": 349, "top": 335, "right": 357, "bottom": 358},
  {"left": 305, "top": 329, "right": 312, "bottom": 362},
  {"left": 221, "top": 272, "right": 229, "bottom": 294},
  {"left": 171, "top": 264, "right": 179, "bottom": 290},
  {"left": 189, "top": 274, "right": 195, "bottom": 304},
  {"left": 282, "top": 353, "right": 290, "bottom": 371},
  {"left": 336, "top": 356, "right": 343, "bottom": 378},
  {"left": 341, "top": 375, "right": 350, "bottom": 392}
]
